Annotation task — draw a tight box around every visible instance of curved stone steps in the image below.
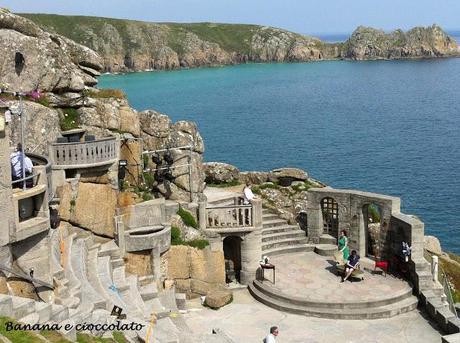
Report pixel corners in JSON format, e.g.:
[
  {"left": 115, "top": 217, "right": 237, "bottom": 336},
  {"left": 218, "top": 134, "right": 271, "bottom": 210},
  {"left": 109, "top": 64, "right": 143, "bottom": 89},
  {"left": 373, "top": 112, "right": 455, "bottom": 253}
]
[
  {"left": 110, "top": 264, "right": 150, "bottom": 319},
  {"left": 252, "top": 280, "right": 414, "bottom": 310},
  {"left": 261, "top": 224, "right": 300, "bottom": 236},
  {"left": 262, "top": 237, "right": 309, "bottom": 251},
  {"left": 262, "top": 231, "right": 306, "bottom": 243},
  {"left": 62, "top": 234, "right": 82, "bottom": 305},
  {"left": 71, "top": 238, "right": 107, "bottom": 310},
  {"left": 248, "top": 281, "right": 419, "bottom": 319},
  {"left": 87, "top": 246, "right": 115, "bottom": 311},
  {"left": 96, "top": 255, "right": 130, "bottom": 309},
  {"left": 314, "top": 244, "right": 338, "bottom": 256},
  {"left": 263, "top": 244, "right": 315, "bottom": 257},
  {"left": 262, "top": 219, "right": 288, "bottom": 228}
]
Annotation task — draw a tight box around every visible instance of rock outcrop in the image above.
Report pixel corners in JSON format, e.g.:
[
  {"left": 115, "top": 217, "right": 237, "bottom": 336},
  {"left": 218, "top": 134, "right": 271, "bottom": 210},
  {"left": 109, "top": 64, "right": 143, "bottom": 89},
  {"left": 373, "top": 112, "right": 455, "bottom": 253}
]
[
  {"left": 1, "top": 10, "right": 206, "bottom": 201},
  {"left": 204, "top": 162, "right": 240, "bottom": 184},
  {"left": 163, "top": 245, "right": 226, "bottom": 298},
  {"left": 20, "top": 13, "right": 459, "bottom": 72},
  {"left": 344, "top": 25, "right": 458, "bottom": 60}
]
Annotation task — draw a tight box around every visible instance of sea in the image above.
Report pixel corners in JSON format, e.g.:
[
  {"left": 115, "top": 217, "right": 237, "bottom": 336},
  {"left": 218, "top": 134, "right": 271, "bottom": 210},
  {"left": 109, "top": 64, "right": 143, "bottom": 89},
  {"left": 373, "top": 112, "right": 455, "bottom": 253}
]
[{"left": 98, "top": 37, "right": 460, "bottom": 254}]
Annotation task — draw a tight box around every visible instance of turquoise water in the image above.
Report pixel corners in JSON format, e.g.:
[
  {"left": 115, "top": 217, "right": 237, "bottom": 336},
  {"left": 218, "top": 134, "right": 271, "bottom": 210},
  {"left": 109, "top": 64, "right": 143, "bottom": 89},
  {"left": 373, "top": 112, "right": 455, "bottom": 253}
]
[{"left": 99, "top": 59, "right": 460, "bottom": 254}]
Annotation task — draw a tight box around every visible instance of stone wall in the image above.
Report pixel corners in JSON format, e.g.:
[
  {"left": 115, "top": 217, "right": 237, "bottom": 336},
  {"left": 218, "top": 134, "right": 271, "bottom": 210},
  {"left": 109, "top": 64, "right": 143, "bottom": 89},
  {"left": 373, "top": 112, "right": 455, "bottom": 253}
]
[
  {"left": 306, "top": 188, "right": 399, "bottom": 260},
  {"left": 162, "top": 245, "right": 225, "bottom": 298}
]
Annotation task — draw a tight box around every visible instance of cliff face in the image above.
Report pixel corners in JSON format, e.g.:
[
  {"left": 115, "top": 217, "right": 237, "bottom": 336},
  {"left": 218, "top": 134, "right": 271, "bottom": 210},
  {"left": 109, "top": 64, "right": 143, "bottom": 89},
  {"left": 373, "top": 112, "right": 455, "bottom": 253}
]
[
  {"left": 0, "top": 9, "right": 205, "bottom": 203},
  {"left": 344, "top": 25, "right": 459, "bottom": 60},
  {"left": 19, "top": 13, "right": 459, "bottom": 73}
]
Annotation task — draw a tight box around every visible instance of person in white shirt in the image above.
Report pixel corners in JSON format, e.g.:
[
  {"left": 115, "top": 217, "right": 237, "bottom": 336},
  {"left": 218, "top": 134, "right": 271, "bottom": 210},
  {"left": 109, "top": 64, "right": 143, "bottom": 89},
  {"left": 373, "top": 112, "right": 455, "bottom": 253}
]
[
  {"left": 243, "top": 182, "right": 256, "bottom": 204},
  {"left": 10, "top": 143, "right": 33, "bottom": 184},
  {"left": 263, "top": 326, "right": 279, "bottom": 343}
]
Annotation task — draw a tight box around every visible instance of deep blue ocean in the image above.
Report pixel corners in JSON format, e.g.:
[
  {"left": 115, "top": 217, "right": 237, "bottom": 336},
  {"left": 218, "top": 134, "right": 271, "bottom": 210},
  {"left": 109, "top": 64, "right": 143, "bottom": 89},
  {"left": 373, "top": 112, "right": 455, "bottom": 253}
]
[{"left": 99, "top": 58, "right": 460, "bottom": 254}]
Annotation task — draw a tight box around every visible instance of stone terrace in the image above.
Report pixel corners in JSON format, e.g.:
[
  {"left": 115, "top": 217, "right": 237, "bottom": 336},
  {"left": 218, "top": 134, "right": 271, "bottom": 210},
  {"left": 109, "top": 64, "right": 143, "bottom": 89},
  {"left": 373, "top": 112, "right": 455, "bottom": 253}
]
[
  {"left": 249, "top": 251, "right": 419, "bottom": 320},
  {"left": 269, "top": 252, "right": 408, "bottom": 303},
  {"left": 184, "top": 289, "right": 441, "bottom": 343}
]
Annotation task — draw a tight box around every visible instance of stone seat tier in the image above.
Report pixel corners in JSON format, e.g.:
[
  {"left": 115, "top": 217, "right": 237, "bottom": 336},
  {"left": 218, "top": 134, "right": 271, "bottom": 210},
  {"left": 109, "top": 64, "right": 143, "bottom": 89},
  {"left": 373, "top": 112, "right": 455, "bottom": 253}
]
[
  {"left": 261, "top": 224, "right": 300, "bottom": 236},
  {"left": 72, "top": 238, "right": 108, "bottom": 311},
  {"left": 110, "top": 264, "right": 150, "bottom": 319},
  {"left": 62, "top": 234, "right": 83, "bottom": 307},
  {"left": 248, "top": 281, "right": 419, "bottom": 320}
]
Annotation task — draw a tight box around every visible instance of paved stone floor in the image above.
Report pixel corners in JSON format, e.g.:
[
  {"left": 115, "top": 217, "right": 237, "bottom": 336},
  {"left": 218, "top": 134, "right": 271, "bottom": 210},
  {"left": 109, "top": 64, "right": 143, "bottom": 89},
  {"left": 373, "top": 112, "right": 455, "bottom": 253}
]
[
  {"left": 184, "top": 289, "right": 442, "bottom": 343},
  {"left": 267, "top": 252, "right": 409, "bottom": 303}
]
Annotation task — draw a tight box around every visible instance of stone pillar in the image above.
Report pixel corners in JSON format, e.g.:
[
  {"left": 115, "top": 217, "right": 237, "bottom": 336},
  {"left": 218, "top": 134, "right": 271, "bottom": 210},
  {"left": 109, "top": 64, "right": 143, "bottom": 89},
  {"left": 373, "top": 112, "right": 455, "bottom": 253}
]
[
  {"left": 240, "top": 199, "right": 262, "bottom": 285},
  {"left": 306, "top": 196, "right": 322, "bottom": 244},
  {"left": 358, "top": 210, "right": 366, "bottom": 256},
  {"left": 151, "top": 247, "right": 161, "bottom": 280},
  {"left": 432, "top": 255, "right": 439, "bottom": 282},
  {"left": 198, "top": 198, "right": 207, "bottom": 231},
  {"left": 114, "top": 216, "right": 126, "bottom": 256},
  {"left": 0, "top": 121, "right": 14, "bottom": 247}
]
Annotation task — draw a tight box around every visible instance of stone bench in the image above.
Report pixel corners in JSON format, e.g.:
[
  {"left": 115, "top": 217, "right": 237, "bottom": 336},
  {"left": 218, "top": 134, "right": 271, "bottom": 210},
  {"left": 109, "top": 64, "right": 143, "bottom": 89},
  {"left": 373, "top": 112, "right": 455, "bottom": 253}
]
[{"left": 335, "top": 264, "right": 364, "bottom": 281}]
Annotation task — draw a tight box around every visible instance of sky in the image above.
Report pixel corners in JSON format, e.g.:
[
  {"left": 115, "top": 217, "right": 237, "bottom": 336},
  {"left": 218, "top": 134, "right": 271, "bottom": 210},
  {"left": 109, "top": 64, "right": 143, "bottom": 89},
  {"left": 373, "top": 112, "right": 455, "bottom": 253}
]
[{"left": 2, "top": 0, "right": 460, "bottom": 34}]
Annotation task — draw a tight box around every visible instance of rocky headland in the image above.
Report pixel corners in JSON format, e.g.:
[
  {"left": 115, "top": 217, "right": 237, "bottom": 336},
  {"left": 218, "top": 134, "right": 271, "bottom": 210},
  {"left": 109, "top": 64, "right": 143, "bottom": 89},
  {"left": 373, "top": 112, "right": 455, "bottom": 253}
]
[{"left": 19, "top": 12, "right": 459, "bottom": 73}]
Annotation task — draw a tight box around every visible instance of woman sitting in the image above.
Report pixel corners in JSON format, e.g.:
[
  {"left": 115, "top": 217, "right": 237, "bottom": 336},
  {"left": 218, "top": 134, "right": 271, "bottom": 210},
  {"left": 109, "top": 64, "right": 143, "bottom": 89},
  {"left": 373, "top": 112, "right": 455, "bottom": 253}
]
[{"left": 341, "top": 250, "right": 360, "bottom": 282}]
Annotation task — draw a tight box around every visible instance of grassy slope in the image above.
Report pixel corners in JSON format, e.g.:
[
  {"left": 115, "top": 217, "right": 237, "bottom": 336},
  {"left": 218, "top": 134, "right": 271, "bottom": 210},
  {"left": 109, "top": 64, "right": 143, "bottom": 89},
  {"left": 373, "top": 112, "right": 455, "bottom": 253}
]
[{"left": 19, "top": 13, "right": 305, "bottom": 55}]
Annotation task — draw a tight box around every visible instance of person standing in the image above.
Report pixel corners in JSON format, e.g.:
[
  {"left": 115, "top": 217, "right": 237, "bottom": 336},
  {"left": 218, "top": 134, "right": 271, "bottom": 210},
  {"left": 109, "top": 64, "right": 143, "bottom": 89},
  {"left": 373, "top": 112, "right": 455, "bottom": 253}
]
[
  {"left": 338, "top": 230, "right": 350, "bottom": 262},
  {"left": 263, "top": 326, "right": 279, "bottom": 343}
]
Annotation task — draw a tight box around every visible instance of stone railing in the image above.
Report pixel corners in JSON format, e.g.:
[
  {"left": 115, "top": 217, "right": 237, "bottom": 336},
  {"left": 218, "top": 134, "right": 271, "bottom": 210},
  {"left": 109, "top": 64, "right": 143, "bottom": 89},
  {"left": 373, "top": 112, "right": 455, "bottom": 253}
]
[
  {"left": 200, "top": 198, "right": 263, "bottom": 232},
  {"left": 49, "top": 136, "right": 118, "bottom": 169},
  {"left": 206, "top": 204, "right": 254, "bottom": 228}
]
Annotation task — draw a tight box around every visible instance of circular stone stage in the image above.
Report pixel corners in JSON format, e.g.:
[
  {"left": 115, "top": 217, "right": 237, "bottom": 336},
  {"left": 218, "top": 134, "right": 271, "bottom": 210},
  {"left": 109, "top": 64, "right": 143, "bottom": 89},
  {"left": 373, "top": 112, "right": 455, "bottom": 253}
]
[{"left": 248, "top": 251, "right": 418, "bottom": 320}]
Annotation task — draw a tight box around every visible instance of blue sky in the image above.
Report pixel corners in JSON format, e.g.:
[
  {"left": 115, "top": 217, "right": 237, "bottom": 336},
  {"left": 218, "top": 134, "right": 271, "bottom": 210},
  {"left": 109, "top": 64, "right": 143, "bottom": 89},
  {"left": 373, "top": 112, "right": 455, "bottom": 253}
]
[{"left": 2, "top": 0, "right": 460, "bottom": 34}]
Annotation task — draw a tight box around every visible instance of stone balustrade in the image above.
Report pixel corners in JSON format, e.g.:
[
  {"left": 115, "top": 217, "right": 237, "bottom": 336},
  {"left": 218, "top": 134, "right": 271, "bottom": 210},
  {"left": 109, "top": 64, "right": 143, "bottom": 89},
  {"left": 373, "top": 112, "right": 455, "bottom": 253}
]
[
  {"left": 49, "top": 136, "right": 118, "bottom": 169},
  {"left": 206, "top": 204, "right": 254, "bottom": 229}
]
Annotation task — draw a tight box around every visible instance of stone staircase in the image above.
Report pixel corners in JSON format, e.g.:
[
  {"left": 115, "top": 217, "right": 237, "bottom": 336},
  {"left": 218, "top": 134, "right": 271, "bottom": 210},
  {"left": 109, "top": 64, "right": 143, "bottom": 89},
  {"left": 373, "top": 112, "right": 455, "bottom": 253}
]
[
  {"left": 248, "top": 279, "right": 418, "bottom": 320},
  {"left": 261, "top": 209, "right": 313, "bottom": 256},
  {"left": 414, "top": 257, "right": 460, "bottom": 335},
  {"left": 207, "top": 195, "right": 314, "bottom": 257}
]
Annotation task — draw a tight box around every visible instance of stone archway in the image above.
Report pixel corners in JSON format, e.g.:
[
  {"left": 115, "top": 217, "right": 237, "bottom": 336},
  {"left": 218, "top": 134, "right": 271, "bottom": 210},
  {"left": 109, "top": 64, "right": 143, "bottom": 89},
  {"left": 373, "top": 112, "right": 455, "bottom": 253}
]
[
  {"left": 362, "top": 203, "right": 382, "bottom": 258},
  {"left": 223, "top": 236, "right": 242, "bottom": 283},
  {"left": 321, "top": 197, "right": 339, "bottom": 239}
]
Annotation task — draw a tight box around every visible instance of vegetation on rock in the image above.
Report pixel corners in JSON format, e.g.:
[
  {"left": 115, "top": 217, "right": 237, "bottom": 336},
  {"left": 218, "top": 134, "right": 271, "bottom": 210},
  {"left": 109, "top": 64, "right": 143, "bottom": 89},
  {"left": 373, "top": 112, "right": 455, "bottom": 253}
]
[
  {"left": 171, "top": 225, "right": 209, "bottom": 249},
  {"left": 177, "top": 207, "right": 198, "bottom": 229}
]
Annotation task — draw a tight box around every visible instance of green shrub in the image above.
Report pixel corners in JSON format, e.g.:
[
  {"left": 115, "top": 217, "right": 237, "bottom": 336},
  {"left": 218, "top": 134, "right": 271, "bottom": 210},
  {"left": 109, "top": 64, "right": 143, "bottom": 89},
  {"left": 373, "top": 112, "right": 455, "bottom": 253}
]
[
  {"left": 59, "top": 107, "right": 80, "bottom": 131},
  {"left": 171, "top": 226, "right": 183, "bottom": 245},
  {"left": 0, "top": 317, "right": 43, "bottom": 343},
  {"left": 84, "top": 88, "right": 126, "bottom": 99},
  {"left": 185, "top": 239, "right": 210, "bottom": 249},
  {"left": 207, "top": 180, "right": 241, "bottom": 188},
  {"left": 170, "top": 226, "right": 209, "bottom": 249},
  {"left": 368, "top": 204, "right": 381, "bottom": 223},
  {"left": 177, "top": 207, "right": 198, "bottom": 229},
  {"left": 143, "top": 172, "right": 155, "bottom": 189}
]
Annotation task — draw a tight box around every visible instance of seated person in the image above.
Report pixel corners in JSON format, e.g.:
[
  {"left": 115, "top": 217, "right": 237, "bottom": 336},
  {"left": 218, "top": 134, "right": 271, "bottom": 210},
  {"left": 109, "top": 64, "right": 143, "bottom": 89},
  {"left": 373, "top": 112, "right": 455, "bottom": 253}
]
[
  {"left": 243, "top": 182, "right": 256, "bottom": 204},
  {"left": 341, "top": 249, "right": 360, "bottom": 282},
  {"left": 10, "top": 143, "right": 33, "bottom": 188}
]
